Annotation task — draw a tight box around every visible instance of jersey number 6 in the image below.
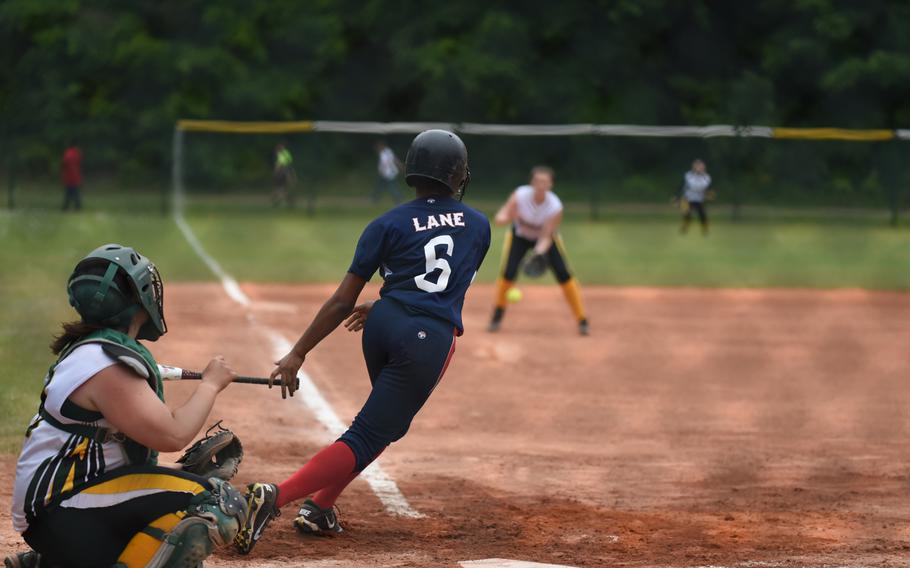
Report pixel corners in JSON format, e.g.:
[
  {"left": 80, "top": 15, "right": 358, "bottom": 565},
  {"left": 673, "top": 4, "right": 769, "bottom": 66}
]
[{"left": 414, "top": 235, "right": 454, "bottom": 293}]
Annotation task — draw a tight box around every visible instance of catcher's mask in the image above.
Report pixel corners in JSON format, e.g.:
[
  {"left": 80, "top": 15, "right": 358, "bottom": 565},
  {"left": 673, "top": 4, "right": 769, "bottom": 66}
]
[
  {"left": 67, "top": 243, "right": 167, "bottom": 341},
  {"left": 404, "top": 129, "right": 471, "bottom": 201}
]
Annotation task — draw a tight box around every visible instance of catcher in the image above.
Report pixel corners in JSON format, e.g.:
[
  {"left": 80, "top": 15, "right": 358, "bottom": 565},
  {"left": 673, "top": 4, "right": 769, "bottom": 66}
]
[
  {"left": 6, "top": 244, "right": 277, "bottom": 568},
  {"left": 488, "top": 166, "right": 589, "bottom": 335}
]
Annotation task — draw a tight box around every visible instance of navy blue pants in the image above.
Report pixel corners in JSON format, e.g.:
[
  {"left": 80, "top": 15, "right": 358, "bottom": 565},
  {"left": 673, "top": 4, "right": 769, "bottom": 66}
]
[{"left": 339, "top": 299, "right": 456, "bottom": 471}]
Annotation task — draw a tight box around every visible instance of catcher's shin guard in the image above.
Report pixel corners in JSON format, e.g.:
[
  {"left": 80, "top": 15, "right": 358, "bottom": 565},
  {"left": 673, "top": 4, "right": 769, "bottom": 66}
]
[{"left": 115, "top": 479, "right": 247, "bottom": 567}]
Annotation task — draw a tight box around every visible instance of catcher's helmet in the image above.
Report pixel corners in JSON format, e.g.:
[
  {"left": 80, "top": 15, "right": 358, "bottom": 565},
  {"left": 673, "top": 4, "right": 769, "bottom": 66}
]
[
  {"left": 405, "top": 130, "right": 471, "bottom": 200},
  {"left": 67, "top": 243, "right": 167, "bottom": 341}
]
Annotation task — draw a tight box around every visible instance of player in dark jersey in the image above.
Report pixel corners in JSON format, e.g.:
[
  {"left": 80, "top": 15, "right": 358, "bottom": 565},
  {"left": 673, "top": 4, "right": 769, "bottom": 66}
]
[{"left": 260, "top": 130, "right": 490, "bottom": 543}]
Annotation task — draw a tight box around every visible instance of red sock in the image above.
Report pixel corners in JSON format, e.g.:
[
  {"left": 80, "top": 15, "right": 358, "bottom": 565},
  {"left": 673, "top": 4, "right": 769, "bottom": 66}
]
[
  {"left": 311, "top": 448, "right": 384, "bottom": 509},
  {"left": 277, "top": 441, "right": 356, "bottom": 508},
  {"left": 311, "top": 469, "right": 360, "bottom": 509}
]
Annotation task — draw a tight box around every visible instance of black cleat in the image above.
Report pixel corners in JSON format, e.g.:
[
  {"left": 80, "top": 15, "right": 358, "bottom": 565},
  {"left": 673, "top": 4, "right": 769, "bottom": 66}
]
[
  {"left": 4, "top": 552, "right": 40, "bottom": 568},
  {"left": 294, "top": 498, "right": 343, "bottom": 534},
  {"left": 488, "top": 307, "right": 504, "bottom": 332},
  {"left": 578, "top": 319, "right": 590, "bottom": 336},
  {"left": 234, "top": 483, "right": 280, "bottom": 555}
]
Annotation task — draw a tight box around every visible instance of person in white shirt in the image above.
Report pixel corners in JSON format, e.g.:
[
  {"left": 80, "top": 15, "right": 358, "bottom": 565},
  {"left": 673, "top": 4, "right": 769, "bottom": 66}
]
[
  {"left": 373, "top": 141, "right": 404, "bottom": 204},
  {"left": 488, "top": 166, "right": 589, "bottom": 335},
  {"left": 677, "top": 158, "right": 714, "bottom": 235}
]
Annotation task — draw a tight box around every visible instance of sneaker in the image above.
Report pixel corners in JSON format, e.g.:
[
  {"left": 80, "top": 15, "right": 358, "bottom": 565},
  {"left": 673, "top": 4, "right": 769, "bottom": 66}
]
[
  {"left": 487, "top": 307, "right": 504, "bottom": 332},
  {"left": 4, "top": 552, "right": 40, "bottom": 568},
  {"left": 234, "top": 483, "right": 280, "bottom": 555},
  {"left": 578, "top": 319, "right": 590, "bottom": 336},
  {"left": 294, "top": 498, "right": 343, "bottom": 534}
]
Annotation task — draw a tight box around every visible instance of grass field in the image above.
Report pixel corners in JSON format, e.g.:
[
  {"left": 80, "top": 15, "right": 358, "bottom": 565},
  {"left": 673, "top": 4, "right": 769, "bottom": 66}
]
[{"left": 1, "top": 192, "right": 908, "bottom": 451}]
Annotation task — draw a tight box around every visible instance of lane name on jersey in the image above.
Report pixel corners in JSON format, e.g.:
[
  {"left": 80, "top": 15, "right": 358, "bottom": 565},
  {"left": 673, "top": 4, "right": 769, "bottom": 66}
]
[{"left": 412, "top": 212, "right": 466, "bottom": 233}]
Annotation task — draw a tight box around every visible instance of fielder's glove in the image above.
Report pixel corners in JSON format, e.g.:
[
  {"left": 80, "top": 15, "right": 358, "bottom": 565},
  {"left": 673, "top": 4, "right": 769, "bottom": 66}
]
[
  {"left": 177, "top": 421, "right": 243, "bottom": 481},
  {"left": 523, "top": 253, "right": 548, "bottom": 278}
]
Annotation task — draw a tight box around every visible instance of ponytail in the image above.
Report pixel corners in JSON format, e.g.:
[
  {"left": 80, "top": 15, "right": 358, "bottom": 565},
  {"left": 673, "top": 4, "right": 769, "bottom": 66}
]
[{"left": 50, "top": 321, "right": 108, "bottom": 355}]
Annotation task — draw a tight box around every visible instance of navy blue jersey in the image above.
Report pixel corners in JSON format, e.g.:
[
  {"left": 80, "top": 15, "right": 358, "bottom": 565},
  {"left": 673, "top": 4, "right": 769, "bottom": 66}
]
[{"left": 349, "top": 196, "right": 491, "bottom": 333}]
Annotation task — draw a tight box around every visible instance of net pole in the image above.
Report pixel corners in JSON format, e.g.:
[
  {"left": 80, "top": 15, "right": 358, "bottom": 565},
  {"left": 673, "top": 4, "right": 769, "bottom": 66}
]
[
  {"left": 171, "top": 125, "right": 185, "bottom": 216},
  {"left": 731, "top": 138, "right": 743, "bottom": 222},
  {"left": 886, "top": 140, "right": 900, "bottom": 227}
]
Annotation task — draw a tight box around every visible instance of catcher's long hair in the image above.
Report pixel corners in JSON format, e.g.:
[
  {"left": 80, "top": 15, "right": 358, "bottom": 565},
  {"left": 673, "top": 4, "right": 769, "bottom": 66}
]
[{"left": 50, "top": 321, "right": 107, "bottom": 355}]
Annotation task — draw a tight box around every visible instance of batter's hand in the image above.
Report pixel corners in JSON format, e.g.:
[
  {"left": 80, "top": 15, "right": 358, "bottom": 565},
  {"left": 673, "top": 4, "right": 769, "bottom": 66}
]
[
  {"left": 270, "top": 351, "right": 304, "bottom": 399},
  {"left": 344, "top": 301, "right": 375, "bottom": 332}
]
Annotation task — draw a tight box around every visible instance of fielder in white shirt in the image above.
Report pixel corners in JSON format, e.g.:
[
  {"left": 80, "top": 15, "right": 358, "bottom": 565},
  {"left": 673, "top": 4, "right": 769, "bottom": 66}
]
[
  {"left": 677, "top": 158, "right": 714, "bottom": 235},
  {"left": 489, "top": 166, "right": 589, "bottom": 335},
  {"left": 373, "top": 141, "right": 404, "bottom": 204}
]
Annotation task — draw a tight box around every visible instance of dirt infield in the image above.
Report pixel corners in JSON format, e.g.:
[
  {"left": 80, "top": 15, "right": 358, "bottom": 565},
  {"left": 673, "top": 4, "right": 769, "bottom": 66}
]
[{"left": 3, "top": 283, "right": 910, "bottom": 567}]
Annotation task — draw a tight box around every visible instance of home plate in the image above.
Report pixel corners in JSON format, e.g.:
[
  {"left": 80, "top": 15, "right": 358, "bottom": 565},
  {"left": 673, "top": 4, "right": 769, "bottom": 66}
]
[{"left": 460, "top": 560, "right": 578, "bottom": 568}]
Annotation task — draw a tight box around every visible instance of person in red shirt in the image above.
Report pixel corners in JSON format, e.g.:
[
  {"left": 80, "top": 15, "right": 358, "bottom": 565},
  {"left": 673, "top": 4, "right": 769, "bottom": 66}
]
[{"left": 61, "top": 144, "right": 83, "bottom": 211}]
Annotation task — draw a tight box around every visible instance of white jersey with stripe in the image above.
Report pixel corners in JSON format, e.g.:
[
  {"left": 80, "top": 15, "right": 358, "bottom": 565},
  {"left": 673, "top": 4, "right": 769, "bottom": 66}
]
[
  {"left": 11, "top": 344, "right": 128, "bottom": 533},
  {"left": 683, "top": 171, "right": 712, "bottom": 203},
  {"left": 512, "top": 185, "right": 563, "bottom": 241}
]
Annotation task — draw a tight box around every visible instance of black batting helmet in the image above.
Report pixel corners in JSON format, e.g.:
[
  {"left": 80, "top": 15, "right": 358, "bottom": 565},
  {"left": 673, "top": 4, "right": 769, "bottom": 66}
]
[{"left": 405, "top": 130, "right": 471, "bottom": 200}]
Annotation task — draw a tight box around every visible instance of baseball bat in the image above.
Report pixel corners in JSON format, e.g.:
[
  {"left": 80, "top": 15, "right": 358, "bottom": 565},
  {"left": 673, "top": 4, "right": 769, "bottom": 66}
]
[{"left": 157, "top": 364, "right": 299, "bottom": 389}]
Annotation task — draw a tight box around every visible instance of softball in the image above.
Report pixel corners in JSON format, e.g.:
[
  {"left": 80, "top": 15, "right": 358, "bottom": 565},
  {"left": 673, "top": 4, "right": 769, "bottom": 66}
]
[{"left": 506, "top": 286, "right": 523, "bottom": 303}]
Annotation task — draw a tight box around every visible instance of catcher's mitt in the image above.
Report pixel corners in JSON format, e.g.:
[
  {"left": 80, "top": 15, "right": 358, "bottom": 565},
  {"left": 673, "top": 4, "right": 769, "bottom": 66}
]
[
  {"left": 522, "top": 253, "right": 548, "bottom": 278},
  {"left": 177, "top": 421, "right": 243, "bottom": 481}
]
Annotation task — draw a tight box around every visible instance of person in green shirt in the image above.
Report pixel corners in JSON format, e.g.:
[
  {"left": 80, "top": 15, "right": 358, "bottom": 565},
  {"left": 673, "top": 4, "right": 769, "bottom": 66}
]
[{"left": 272, "top": 142, "right": 296, "bottom": 207}]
